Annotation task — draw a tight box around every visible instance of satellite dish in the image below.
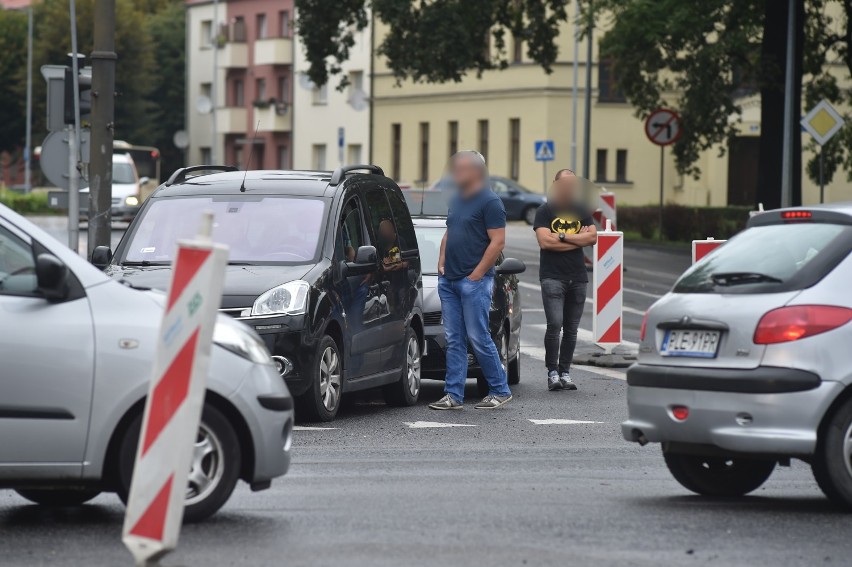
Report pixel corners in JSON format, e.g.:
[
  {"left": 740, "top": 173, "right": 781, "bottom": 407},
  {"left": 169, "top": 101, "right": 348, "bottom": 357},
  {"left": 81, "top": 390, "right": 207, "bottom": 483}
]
[
  {"left": 348, "top": 90, "right": 368, "bottom": 112},
  {"left": 173, "top": 130, "right": 189, "bottom": 150},
  {"left": 196, "top": 95, "right": 212, "bottom": 115},
  {"left": 298, "top": 72, "right": 314, "bottom": 90}
]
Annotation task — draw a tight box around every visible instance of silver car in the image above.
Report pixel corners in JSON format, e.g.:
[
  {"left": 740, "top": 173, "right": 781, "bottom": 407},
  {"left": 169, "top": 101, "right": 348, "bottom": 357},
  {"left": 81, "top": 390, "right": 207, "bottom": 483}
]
[
  {"left": 623, "top": 205, "right": 852, "bottom": 505},
  {"left": 0, "top": 204, "right": 293, "bottom": 521}
]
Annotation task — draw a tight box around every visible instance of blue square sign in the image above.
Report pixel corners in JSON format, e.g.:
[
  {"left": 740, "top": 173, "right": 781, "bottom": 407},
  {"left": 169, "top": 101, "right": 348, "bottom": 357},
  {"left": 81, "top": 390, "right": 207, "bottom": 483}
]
[{"left": 535, "top": 140, "right": 555, "bottom": 162}]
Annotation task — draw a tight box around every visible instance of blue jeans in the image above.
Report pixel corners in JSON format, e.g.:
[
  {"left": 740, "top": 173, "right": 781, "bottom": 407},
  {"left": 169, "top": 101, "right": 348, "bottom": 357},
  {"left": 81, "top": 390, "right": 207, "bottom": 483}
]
[{"left": 438, "top": 275, "right": 511, "bottom": 403}]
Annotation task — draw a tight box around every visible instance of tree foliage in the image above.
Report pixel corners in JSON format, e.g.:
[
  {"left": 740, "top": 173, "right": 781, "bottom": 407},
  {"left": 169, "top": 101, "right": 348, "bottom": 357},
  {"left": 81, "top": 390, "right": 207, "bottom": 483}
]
[{"left": 0, "top": 9, "right": 28, "bottom": 155}]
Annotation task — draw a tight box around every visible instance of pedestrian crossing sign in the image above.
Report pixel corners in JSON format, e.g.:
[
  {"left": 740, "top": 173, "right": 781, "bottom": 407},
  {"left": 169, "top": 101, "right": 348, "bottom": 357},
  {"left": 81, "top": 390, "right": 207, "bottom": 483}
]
[{"left": 535, "top": 140, "right": 555, "bottom": 162}]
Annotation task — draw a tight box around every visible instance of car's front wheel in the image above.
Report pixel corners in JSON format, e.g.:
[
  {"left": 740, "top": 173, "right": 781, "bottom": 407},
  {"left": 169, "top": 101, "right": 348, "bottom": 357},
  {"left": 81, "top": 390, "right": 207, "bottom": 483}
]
[
  {"left": 296, "top": 335, "right": 343, "bottom": 422},
  {"left": 118, "top": 404, "right": 242, "bottom": 522},
  {"left": 813, "top": 396, "right": 852, "bottom": 509},
  {"left": 663, "top": 448, "right": 775, "bottom": 497},
  {"left": 15, "top": 488, "right": 101, "bottom": 506},
  {"left": 384, "top": 327, "right": 421, "bottom": 406}
]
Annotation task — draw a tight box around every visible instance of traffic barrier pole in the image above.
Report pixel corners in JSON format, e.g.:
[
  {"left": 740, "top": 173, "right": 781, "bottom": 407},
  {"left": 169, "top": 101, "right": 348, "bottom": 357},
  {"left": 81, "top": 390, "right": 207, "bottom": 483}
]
[
  {"left": 692, "top": 237, "right": 726, "bottom": 264},
  {"left": 123, "top": 211, "right": 228, "bottom": 566},
  {"left": 593, "top": 219, "right": 623, "bottom": 353},
  {"left": 587, "top": 190, "right": 616, "bottom": 268}
]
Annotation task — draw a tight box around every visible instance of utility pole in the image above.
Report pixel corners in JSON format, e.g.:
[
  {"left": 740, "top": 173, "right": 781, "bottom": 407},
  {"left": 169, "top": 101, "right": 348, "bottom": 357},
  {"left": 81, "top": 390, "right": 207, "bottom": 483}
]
[
  {"left": 780, "top": 0, "right": 796, "bottom": 208},
  {"left": 68, "top": 1, "right": 82, "bottom": 253},
  {"left": 88, "top": 0, "right": 116, "bottom": 258},
  {"left": 24, "top": 6, "right": 33, "bottom": 193},
  {"left": 211, "top": 0, "right": 219, "bottom": 164},
  {"left": 581, "top": 10, "right": 593, "bottom": 180},
  {"left": 570, "top": 0, "right": 579, "bottom": 173}
]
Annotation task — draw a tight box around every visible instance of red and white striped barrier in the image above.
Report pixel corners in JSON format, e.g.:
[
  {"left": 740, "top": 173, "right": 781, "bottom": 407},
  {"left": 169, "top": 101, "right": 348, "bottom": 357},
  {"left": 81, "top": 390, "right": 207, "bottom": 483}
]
[
  {"left": 593, "top": 220, "right": 623, "bottom": 353},
  {"left": 692, "top": 237, "right": 726, "bottom": 264},
  {"left": 587, "top": 190, "right": 616, "bottom": 268},
  {"left": 123, "top": 212, "right": 228, "bottom": 566}
]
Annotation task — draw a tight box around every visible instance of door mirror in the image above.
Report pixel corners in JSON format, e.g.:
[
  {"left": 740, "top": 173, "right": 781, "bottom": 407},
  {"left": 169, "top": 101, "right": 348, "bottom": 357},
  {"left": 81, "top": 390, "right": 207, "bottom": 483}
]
[
  {"left": 345, "top": 245, "right": 378, "bottom": 275},
  {"left": 35, "top": 253, "right": 68, "bottom": 300},
  {"left": 138, "top": 176, "right": 150, "bottom": 186},
  {"left": 496, "top": 257, "right": 526, "bottom": 275},
  {"left": 91, "top": 246, "right": 112, "bottom": 270}
]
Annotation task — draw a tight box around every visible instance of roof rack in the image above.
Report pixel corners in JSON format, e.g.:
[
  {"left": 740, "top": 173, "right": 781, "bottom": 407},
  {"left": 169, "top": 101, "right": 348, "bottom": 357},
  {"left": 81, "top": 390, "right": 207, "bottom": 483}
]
[
  {"left": 164, "top": 165, "right": 238, "bottom": 186},
  {"left": 329, "top": 164, "right": 385, "bottom": 186}
]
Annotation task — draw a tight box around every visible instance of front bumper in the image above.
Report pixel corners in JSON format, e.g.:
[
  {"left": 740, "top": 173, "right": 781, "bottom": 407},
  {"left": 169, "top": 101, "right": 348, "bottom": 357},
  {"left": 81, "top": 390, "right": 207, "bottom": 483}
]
[{"left": 621, "top": 364, "right": 842, "bottom": 456}]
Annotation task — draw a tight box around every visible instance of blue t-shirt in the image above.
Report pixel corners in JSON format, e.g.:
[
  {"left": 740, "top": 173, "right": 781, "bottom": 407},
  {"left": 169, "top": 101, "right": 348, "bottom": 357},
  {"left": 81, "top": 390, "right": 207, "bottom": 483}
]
[{"left": 443, "top": 188, "right": 506, "bottom": 280}]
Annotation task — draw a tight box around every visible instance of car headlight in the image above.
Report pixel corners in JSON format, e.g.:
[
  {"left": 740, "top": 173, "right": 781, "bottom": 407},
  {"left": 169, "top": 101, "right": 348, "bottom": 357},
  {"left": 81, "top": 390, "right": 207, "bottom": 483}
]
[
  {"left": 125, "top": 195, "right": 139, "bottom": 206},
  {"left": 252, "top": 280, "right": 310, "bottom": 317},
  {"left": 214, "top": 322, "right": 271, "bottom": 364}
]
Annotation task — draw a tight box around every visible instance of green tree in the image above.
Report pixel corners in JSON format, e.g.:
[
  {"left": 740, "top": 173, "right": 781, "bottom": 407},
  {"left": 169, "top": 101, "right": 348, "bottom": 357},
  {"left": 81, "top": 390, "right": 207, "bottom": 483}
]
[{"left": 0, "top": 9, "right": 28, "bottom": 155}]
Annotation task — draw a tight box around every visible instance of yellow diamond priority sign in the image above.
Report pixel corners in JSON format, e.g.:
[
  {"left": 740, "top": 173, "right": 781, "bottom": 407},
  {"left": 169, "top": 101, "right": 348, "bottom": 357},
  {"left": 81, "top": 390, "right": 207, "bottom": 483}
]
[{"left": 801, "top": 99, "right": 845, "bottom": 146}]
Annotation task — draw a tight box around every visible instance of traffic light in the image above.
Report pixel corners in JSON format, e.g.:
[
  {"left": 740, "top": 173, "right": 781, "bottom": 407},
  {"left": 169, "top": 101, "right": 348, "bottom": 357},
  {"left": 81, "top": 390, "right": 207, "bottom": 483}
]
[{"left": 64, "top": 66, "right": 92, "bottom": 125}]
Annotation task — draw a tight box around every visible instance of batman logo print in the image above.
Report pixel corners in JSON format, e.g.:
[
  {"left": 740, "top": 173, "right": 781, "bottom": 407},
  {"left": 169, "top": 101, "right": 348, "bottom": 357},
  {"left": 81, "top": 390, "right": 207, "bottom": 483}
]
[{"left": 550, "top": 216, "right": 581, "bottom": 234}]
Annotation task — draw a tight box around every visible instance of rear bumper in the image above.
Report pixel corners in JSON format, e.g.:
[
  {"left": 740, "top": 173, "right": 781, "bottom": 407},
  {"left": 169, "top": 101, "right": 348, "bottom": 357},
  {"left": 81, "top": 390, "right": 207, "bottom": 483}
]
[
  {"left": 622, "top": 365, "right": 843, "bottom": 456},
  {"left": 627, "top": 363, "right": 821, "bottom": 393}
]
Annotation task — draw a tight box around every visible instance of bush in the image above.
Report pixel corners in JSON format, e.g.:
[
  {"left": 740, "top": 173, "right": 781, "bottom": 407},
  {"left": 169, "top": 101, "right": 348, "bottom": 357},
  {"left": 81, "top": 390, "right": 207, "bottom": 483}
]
[
  {"left": 618, "top": 204, "right": 750, "bottom": 242},
  {"left": 0, "top": 189, "right": 55, "bottom": 215}
]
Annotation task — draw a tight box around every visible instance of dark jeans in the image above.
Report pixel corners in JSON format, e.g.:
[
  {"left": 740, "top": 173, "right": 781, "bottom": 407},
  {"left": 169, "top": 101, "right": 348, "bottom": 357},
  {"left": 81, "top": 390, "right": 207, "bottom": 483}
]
[{"left": 541, "top": 278, "right": 587, "bottom": 374}]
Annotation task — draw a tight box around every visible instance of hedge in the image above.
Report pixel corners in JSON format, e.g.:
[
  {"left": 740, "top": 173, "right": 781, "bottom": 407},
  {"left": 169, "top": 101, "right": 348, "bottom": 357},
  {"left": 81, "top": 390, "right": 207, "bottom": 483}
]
[
  {"left": 0, "top": 189, "right": 55, "bottom": 215},
  {"left": 618, "top": 204, "right": 751, "bottom": 242}
]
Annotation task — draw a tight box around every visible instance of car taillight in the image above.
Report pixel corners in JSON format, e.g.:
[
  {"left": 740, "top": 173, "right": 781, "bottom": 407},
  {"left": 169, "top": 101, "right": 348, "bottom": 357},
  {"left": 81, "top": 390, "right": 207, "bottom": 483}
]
[
  {"left": 753, "top": 305, "right": 852, "bottom": 344},
  {"left": 640, "top": 311, "right": 649, "bottom": 341}
]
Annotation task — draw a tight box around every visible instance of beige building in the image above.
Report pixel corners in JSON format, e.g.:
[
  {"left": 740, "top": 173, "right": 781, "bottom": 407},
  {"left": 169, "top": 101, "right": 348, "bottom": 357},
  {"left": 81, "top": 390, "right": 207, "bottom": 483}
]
[{"left": 371, "top": 21, "right": 852, "bottom": 207}]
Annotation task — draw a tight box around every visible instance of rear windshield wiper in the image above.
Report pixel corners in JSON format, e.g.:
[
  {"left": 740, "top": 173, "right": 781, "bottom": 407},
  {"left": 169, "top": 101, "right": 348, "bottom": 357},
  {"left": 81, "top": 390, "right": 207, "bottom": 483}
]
[
  {"left": 121, "top": 260, "right": 169, "bottom": 267},
  {"left": 711, "top": 272, "right": 783, "bottom": 286}
]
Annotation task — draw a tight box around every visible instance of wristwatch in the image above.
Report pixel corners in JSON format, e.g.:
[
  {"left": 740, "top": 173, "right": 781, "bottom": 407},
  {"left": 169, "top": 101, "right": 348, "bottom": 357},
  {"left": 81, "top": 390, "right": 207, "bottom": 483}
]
[{"left": 558, "top": 232, "right": 566, "bottom": 242}]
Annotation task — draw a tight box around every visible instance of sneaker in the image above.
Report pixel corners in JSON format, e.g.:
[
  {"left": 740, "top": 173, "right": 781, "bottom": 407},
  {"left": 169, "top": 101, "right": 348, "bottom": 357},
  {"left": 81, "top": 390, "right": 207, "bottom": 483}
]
[
  {"left": 547, "top": 370, "right": 563, "bottom": 391},
  {"left": 474, "top": 394, "right": 513, "bottom": 409},
  {"left": 429, "top": 394, "right": 463, "bottom": 410},
  {"left": 560, "top": 372, "right": 578, "bottom": 391}
]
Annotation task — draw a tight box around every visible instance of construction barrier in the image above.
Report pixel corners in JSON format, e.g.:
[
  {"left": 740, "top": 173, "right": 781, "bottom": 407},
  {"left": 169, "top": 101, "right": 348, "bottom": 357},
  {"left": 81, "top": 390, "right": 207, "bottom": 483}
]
[
  {"left": 692, "top": 237, "right": 726, "bottom": 264},
  {"left": 593, "top": 220, "right": 623, "bottom": 353},
  {"left": 123, "top": 212, "right": 228, "bottom": 566},
  {"left": 592, "top": 189, "right": 617, "bottom": 231}
]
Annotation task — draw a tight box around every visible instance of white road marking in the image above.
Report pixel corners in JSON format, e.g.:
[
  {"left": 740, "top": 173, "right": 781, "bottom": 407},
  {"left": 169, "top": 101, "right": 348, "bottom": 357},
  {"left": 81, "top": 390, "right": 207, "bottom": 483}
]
[
  {"left": 520, "top": 343, "right": 628, "bottom": 381},
  {"left": 518, "top": 281, "right": 648, "bottom": 316},
  {"left": 404, "top": 421, "right": 477, "bottom": 429},
  {"left": 293, "top": 426, "right": 339, "bottom": 431},
  {"left": 528, "top": 419, "right": 604, "bottom": 425},
  {"left": 625, "top": 288, "right": 663, "bottom": 300}
]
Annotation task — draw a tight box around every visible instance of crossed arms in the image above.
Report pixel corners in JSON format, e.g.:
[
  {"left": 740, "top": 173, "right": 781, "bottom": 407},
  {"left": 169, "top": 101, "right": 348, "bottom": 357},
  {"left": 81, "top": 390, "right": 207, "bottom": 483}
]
[{"left": 535, "top": 224, "right": 597, "bottom": 251}]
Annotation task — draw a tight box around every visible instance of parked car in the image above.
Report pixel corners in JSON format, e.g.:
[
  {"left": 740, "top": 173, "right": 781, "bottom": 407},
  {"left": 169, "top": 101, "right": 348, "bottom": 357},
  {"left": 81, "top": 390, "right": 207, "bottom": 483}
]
[
  {"left": 98, "top": 165, "right": 424, "bottom": 422},
  {"left": 0, "top": 203, "right": 292, "bottom": 521},
  {"left": 411, "top": 216, "right": 525, "bottom": 396},
  {"left": 429, "top": 176, "right": 547, "bottom": 224},
  {"left": 622, "top": 205, "right": 852, "bottom": 506}
]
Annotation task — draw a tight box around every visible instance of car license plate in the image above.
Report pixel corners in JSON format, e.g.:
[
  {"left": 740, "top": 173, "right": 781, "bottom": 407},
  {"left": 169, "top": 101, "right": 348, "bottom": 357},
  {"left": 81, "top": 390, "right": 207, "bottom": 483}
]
[{"left": 661, "top": 329, "right": 720, "bottom": 358}]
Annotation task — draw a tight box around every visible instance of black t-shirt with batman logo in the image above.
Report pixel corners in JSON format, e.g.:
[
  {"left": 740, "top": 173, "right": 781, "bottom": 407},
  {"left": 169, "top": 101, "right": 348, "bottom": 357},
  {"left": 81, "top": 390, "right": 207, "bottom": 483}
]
[{"left": 533, "top": 202, "right": 594, "bottom": 282}]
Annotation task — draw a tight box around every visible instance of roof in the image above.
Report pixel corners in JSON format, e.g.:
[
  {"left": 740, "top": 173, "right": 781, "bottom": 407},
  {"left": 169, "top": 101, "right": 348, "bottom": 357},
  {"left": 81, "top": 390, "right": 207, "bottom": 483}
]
[
  {"left": 412, "top": 216, "right": 447, "bottom": 228},
  {"left": 153, "top": 169, "right": 336, "bottom": 198}
]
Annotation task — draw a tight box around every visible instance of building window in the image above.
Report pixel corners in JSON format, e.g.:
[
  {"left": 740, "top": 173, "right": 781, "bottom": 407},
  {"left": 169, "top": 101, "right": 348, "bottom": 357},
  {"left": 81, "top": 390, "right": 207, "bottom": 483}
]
[
  {"left": 391, "top": 123, "right": 402, "bottom": 181},
  {"left": 200, "top": 82, "right": 212, "bottom": 99},
  {"left": 348, "top": 144, "right": 362, "bottom": 165},
  {"left": 232, "top": 78, "right": 244, "bottom": 106},
  {"left": 313, "top": 144, "right": 327, "bottom": 170},
  {"left": 278, "top": 144, "right": 289, "bottom": 169},
  {"left": 312, "top": 83, "right": 328, "bottom": 105},
  {"left": 478, "top": 120, "right": 489, "bottom": 161},
  {"left": 235, "top": 146, "right": 244, "bottom": 170},
  {"left": 419, "top": 122, "right": 430, "bottom": 183},
  {"left": 509, "top": 118, "right": 520, "bottom": 181},
  {"left": 256, "top": 13, "right": 267, "bottom": 40},
  {"left": 277, "top": 75, "right": 289, "bottom": 102},
  {"left": 279, "top": 10, "right": 290, "bottom": 37},
  {"left": 255, "top": 78, "right": 266, "bottom": 102},
  {"left": 512, "top": 36, "right": 523, "bottom": 63},
  {"left": 201, "top": 20, "right": 213, "bottom": 48},
  {"left": 232, "top": 16, "right": 246, "bottom": 42},
  {"left": 595, "top": 149, "right": 608, "bottom": 182},
  {"left": 616, "top": 149, "right": 628, "bottom": 182},
  {"left": 598, "top": 57, "right": 626, "bottom": 103},
  {"left": 448, "top": 121, "right": 458, "bottom": 156},
  {"left": 200, "top": 147, "right": 211, "bottom": 164}
]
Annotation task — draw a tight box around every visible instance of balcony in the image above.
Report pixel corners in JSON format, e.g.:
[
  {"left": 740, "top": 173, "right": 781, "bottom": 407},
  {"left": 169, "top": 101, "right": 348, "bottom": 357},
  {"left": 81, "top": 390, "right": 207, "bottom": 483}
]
[
  {"left": 220, "top": 42, "right": 247, "bottom": 68},
  {"left": 254, "top": 103, "right": 291, "bottom": 133},
  {"left": 254, "top": 37, "right": 293, "bottom": 66},
  {"left": 217, "top": 107, "right": 248, "bottom": 134}
]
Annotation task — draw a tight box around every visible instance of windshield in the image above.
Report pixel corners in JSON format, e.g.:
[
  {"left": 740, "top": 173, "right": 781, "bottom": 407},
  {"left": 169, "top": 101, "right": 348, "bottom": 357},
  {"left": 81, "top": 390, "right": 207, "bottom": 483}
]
[
  {"left": 414, "top": 225, "right": 445, "bottom": 275},
  {"left": 674, "top": 223, "right": 850, "bottom": 293},
  {"left": 113, "top": 162, "right": 136, "bottom": 184},
  {"left": 121, "top": 196, "right": 327, "bottom": 264}
]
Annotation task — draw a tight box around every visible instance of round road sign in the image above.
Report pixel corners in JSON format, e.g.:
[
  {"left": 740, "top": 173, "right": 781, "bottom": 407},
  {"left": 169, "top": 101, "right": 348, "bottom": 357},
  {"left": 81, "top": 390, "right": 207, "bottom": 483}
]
[{"left": 644, "top": 108, "right": 682, "bottom": 146}]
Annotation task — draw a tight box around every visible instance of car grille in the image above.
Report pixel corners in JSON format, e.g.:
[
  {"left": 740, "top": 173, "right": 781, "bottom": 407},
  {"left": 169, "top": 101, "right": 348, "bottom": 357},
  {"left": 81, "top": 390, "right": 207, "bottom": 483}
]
[
  {"left": 111, "top": 197, "right": 121, "bottom": 206},
  {"left": 423, "top": 311, "right": 442, "bottom": 326},
  {"left": 220, "top": 307, "right": 250, "bottom": 319}
]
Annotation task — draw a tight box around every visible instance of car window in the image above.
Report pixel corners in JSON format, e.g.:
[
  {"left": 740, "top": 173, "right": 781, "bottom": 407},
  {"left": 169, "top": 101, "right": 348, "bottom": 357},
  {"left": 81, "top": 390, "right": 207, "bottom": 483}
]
[
  {"left": 113, "top": 162, "right": 136, "bottom": 184},
  {"left": 121, "top": 196, "right": 327, "bottom": 265},
  {"left": 414, "top": 225, "right": 444, "bottom": 275},
  {"left": 364, "top": 188, "right": 404, "bottom": 268},
  {"left": 0, "top": 225, "right": 37, "bottom": 295},
  {"left": 675, "top": 223, "right": 851, "bottom": 293},
  {"left": 491, "top": 179, "right": 509, "bottom": 194},
  {"left": 337, "top": 199, "right": 366, "bottom": 262},
  {"left": 387, "top": 190, "right": 418, "bottom": 253}
]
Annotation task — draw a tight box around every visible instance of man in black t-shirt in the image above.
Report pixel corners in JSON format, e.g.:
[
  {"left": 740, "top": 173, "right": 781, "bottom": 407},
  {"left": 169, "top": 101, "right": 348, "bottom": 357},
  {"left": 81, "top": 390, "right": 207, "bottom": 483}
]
[{"left": 533, "top": 169, "right": 597, "bottom": 391}]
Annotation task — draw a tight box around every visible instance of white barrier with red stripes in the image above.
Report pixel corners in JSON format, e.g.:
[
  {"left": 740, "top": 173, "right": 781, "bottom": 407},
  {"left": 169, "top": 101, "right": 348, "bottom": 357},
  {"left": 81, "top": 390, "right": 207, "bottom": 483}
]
[
  {"left": 593, "top": 220, "right": 623, "bottom": 353},
  {"left": 692, "top": 237, "right": 726, "bottom": 264},
  {"left": 586, "top": 190, "right": 616, "bottom": 268},
  {"left": 123, "top": 212, "right": 228, "bottom": 566}
]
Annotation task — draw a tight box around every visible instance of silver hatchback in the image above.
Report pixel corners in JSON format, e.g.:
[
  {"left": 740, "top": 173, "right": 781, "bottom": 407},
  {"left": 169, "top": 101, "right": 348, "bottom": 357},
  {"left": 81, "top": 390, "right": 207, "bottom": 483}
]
[{"left": 623, "top": 205, "right": 852, "bottom": 505}]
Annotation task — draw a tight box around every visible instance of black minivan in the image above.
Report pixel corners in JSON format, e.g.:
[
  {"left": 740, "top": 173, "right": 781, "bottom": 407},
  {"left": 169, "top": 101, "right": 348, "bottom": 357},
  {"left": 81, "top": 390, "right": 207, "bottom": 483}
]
[{"left": 95, "top": 165, "right": 423, "bottom": 421}]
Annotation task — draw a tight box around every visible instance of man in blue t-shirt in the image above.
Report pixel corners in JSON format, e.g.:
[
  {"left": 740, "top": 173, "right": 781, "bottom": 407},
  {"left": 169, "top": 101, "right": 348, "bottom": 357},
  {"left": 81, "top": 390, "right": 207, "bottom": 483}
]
[{"left": 429, "top": 151, "right": 512, "bottom": 411}]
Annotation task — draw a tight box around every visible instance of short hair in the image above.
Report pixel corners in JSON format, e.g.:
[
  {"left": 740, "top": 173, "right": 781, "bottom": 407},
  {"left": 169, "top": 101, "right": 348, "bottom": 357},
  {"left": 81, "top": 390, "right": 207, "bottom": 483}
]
[
  {"left": 554, "top": 168, "right": 575, "bottom": 181},
  {"left": 451, "top": 150, "right": 488, "bottom": 175}
]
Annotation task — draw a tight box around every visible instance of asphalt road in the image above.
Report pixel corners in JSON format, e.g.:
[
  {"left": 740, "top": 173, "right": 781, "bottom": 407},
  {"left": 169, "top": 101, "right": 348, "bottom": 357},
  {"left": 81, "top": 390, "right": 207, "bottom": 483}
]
[{"left": 2, "top": 218, "right": 850, "bottom": 566}]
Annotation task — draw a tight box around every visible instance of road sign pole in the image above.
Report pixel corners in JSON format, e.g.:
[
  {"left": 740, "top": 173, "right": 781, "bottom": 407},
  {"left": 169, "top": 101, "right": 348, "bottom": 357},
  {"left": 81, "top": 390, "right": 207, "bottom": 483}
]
[
  {"left": 658, "top": 146, "right": 664, "bottom": 240},
  {"left": 542, "top": 161, "right": 547, "bottom": 193},
  {"left": 819, "top": 149, "right": 825, "bottom": 204},
  {"left": 67, "top": 126, "right": 79, "bottom": 252}
]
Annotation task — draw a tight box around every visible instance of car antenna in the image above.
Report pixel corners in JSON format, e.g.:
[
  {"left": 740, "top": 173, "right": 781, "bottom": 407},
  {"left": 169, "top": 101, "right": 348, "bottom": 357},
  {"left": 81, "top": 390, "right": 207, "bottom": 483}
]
[
  {"left": 419, "top": 182, "right": 425, "bottom": 216},
  {"left": 239, "top": 120, "right": 261, "bottom": 193}
]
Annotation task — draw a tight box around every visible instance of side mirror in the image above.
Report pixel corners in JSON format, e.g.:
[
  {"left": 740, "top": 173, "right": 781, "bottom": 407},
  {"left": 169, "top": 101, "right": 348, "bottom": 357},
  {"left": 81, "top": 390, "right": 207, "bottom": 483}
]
[
  {"left": 91, "top": 246, "right": 112, "bottom": 270},
  {"left": 496, "top": 257, "right": 526, "bottom": 275},
  {"left": 345, "top": 245, "right": 378, "bottom": 275},
  {"left": 35, "top": 253, "right": 68, "bottom": 301},
  {"left": 138, "top": 176, "right": 150, "bottom": 186}
]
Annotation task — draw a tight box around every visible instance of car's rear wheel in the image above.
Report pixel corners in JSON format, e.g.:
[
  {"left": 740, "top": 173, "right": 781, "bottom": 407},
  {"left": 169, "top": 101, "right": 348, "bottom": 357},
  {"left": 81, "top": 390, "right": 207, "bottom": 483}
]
[
  {"left": 296, "top": 335, "right": 343, "bottom": 422},
  {"left": 523, "top": 205, "right": 539, "bottom": 225},
  {"left": 15, "top": 488, "right": 101, "bottom": 506},
  {"left": 663, "top": 448, "right": 775, "bottom": 497},
  {"left": 384, "top": 327, "right": 421, "bottom": 406},
  {"left": 117, "top": 404, "right": 242, "bottom": 523},
  {"left": 812, "top": 396, "right": 852, "bottom": 509}
]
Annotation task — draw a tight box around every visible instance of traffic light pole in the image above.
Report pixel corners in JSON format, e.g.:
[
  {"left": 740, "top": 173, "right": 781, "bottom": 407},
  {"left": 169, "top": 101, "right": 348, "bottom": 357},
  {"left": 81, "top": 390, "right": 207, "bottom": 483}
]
[
  {"left": 68, "top": 1, "right": 82, "bottom": 253},
  {"left": 88, "top": 0, "right": 117, "bottom": 259}
]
